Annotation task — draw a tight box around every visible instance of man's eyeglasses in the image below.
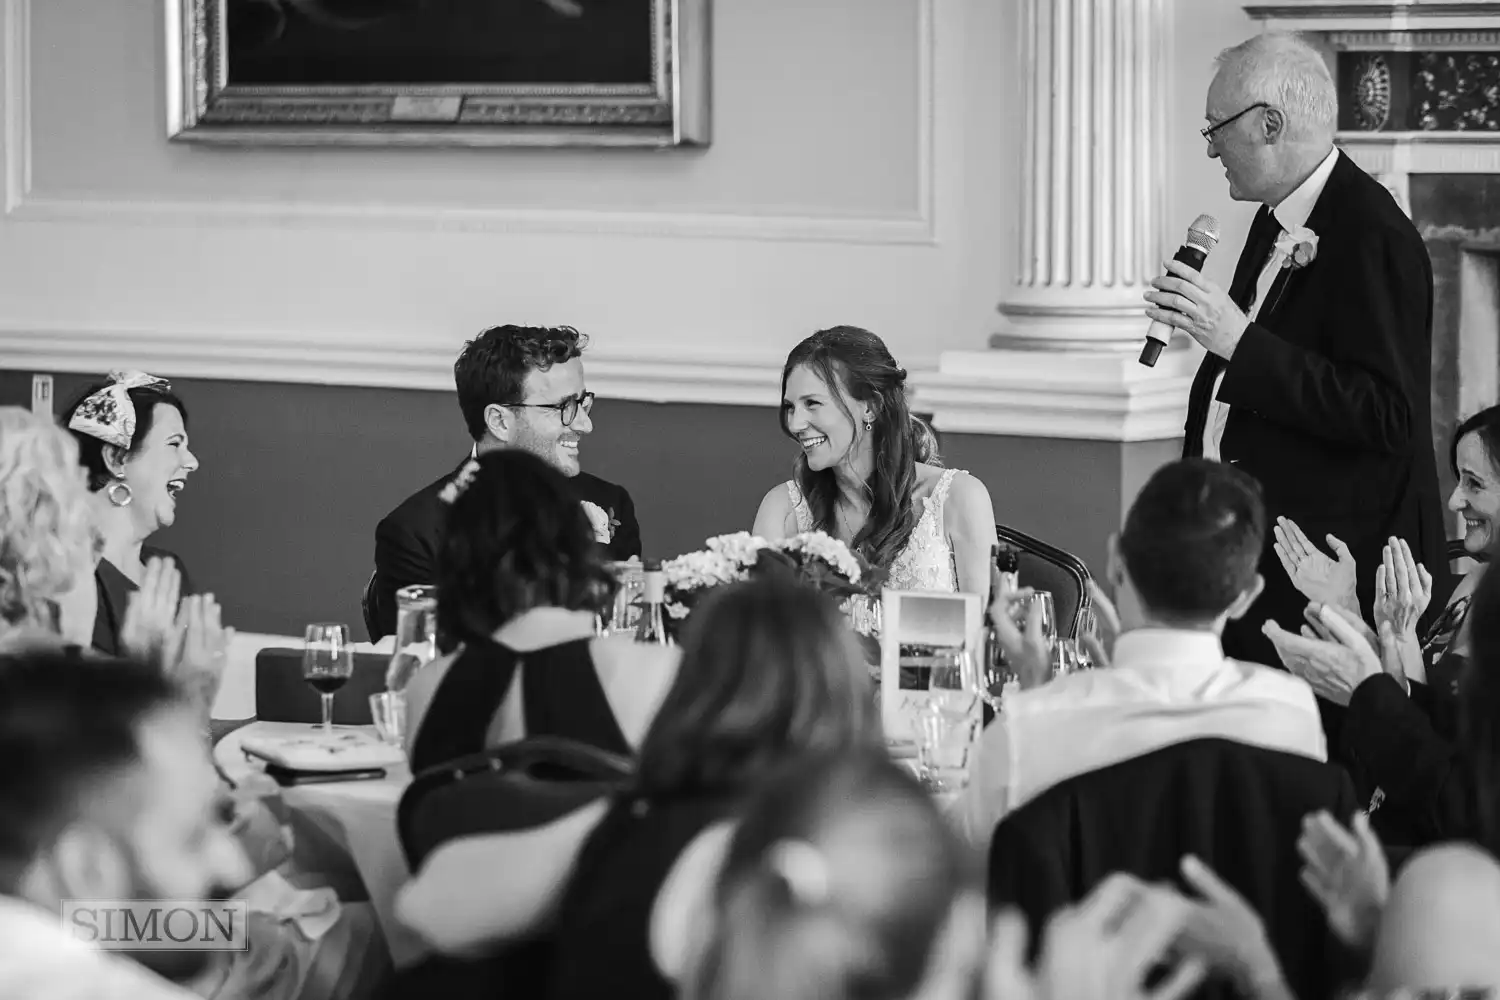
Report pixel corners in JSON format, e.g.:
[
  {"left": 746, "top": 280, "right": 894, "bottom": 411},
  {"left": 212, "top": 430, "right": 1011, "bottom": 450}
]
[
  {"left": 1201, "top": 102, "right": 1271, "bottom": 141},
  {"left": 503, "top": 391, "right": 595, "bottom": 426}
]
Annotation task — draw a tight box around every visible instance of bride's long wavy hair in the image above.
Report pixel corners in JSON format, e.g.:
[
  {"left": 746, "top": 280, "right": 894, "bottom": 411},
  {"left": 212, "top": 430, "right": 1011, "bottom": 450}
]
[{"left": 780, "top": 327, "right": 939, "bottom": 573}]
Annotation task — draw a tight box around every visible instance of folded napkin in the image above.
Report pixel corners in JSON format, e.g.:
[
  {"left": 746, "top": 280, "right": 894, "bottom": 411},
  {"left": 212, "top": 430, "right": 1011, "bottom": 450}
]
[
  {"left": 240, "top": 731, "right": 406, "bottom": 773},
  {"left": 239, "top": 870, "right": 343, "bottom": 942}
]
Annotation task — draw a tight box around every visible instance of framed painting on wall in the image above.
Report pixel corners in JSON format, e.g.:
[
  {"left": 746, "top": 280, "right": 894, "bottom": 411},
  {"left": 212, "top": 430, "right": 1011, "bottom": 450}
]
[{"left": 166, "top": 0, "right": 710, "bottom": 147}]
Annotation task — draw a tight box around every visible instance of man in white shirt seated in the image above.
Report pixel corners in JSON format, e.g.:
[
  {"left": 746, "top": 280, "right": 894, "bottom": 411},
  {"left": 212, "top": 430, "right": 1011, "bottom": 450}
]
[
  {"left": 957, "top": 458, "right": 1327, "bottom": 844},
  {"left": 0, "top": 650, "right": 254, "bottom": 1000}
]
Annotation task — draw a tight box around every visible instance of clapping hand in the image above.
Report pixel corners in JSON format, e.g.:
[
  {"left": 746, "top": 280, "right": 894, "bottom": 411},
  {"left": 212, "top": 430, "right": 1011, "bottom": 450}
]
[
  {"left": 986, "top": 874, "right": 1206, "bottom": 1000},
  {"left": 1297, "top": 810, "right": 1389, "bottom": 952},
  {"left": 121, "top": 557, "right": 183, "bottom": 665},
  {"left": 1273, "top": 517, "right": 1359, "bottom": 616},
  {"left": 987, "top": 569, "right": 1051, "bottom": 690},
  {"left": 1175, "top": 856, "right": 1290, "bottom": 998},
  {"left": 1263, "top": 604, "right": 1383, "bottom": 705},
  {"left": 1373, "top": 537, "right": 1432, "bottom": 638}
]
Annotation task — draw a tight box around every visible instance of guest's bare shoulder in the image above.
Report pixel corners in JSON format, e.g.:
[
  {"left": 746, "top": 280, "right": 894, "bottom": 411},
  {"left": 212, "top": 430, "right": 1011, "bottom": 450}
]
[{"left": 752, "top": 482, "right": 797, "bottom": 540}]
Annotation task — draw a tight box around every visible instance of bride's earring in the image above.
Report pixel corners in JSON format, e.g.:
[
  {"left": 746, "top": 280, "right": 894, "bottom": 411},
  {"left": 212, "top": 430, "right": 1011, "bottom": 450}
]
[{"left": 863, "top": 420, "right": 872, "bottom": 430}]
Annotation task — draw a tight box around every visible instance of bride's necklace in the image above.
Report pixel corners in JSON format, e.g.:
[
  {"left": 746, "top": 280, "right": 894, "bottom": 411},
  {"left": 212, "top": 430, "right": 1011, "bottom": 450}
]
[{"left": 835, "top": 500, "right": 866, "bottom": 542}]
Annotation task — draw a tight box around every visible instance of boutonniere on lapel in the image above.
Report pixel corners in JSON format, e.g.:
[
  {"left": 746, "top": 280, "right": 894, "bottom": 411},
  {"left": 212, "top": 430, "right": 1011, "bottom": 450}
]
[
  {"left": 1274, "top": 225, "right": 1319, "bottom": 270},
  {"left": 1264, "top": 225, "right": 1318, "bottom": 316},
  {"left": 580, "top": 501, "right": 615, "bottom": 544}
]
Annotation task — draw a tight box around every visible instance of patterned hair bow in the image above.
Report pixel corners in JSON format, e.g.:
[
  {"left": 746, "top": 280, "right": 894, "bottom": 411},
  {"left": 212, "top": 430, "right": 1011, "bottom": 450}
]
[{"left": 67, "top": 370, "right": 173, "bottom": 449}]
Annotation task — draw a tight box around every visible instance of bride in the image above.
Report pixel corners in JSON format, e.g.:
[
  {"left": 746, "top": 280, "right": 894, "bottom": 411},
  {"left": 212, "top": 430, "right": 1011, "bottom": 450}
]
[{"left": 752, "top": 326, "right": 998, "bottom": 596}]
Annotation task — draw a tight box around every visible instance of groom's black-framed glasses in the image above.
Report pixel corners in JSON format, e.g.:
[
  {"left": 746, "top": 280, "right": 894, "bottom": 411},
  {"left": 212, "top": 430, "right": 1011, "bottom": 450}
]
[
  {"left": 504, "top": 391, "right": 595, "bottom": 426},
  {"left": 1201, "top": 102, "right": 1271, "bottom": 141}
]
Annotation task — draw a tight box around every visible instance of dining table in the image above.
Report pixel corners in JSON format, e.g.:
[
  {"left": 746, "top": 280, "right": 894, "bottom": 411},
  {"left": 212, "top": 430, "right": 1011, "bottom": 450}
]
[{"left": 214, "top": 720, "right": 426, "bottom": 969}]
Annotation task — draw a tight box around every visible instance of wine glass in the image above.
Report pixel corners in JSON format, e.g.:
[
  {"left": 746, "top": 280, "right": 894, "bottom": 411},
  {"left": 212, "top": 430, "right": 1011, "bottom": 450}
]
[
  {"left": 303, "top": 623, "right": 354, "bottom": 736},
  {"left": 921, "top": 649, "right": 979, "bottom": 792}
]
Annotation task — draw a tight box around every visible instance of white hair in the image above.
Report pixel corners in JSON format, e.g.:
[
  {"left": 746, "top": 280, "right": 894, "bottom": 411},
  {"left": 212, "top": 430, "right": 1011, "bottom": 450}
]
[{"left": 1217, "top": 32, "right": 1337, "bottom": 141}]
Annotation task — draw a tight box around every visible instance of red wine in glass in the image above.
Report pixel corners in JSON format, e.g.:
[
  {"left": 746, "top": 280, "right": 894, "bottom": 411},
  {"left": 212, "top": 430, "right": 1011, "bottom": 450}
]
[{"left": 303, "top": 623, "right": 354, "bottom": 735}]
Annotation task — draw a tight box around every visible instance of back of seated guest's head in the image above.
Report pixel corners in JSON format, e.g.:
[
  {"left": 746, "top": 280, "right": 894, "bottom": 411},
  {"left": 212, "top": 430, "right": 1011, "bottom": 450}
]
[
  {"left": 1109, "top": 458, "right": 1266, "bottom": 632},
  {"left": 453, "top": 324, "right": 592, "bottom": 476},
  {"left": 435, "top": 449, "right": 616, "bottom": 645},
  {"left": 685, "top": 751, "right": 982, "bottom": 1000},
  {"left": 0, "top": 650, "right": 249, "bottom": 976},
  {"left": 0, "top": 407, "right": 96, "bottom": 632},
  {"left": 634, "top": 577, "right": 880, "bottom": 800}
]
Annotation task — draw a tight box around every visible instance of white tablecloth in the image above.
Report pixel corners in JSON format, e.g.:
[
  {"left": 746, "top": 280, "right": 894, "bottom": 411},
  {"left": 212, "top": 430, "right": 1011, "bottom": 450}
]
[
  {"left": 212, "top": 633, "right": 395, "bottom": 721},
  {"left": 214, "top": 721, "right": 424, "bottom": 968}
]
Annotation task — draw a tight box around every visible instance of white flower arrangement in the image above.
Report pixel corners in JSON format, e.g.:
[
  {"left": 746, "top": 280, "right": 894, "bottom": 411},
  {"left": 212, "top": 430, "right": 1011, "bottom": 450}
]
[
  {"left": 658, "top": 530, "right": 880, "bottom": 636},
  {"left": 777, "top": 531, "right": 863, "bottom": 584}
]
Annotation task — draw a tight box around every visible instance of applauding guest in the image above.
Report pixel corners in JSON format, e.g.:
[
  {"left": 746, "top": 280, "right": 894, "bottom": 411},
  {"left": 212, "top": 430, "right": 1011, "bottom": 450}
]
[
  {"left": 369, "top": 325, "right": 640, "bottom": 642},
  {"left": 60, "top": 372, "right": 202, "bottom": 656},
  {"left": 1266, "top": 404, "right": 1500, "bottom": 844},
  {"left": 403, "top": 450, "right": 676, "bottom": 772},
  {"left": 753, "top": 327, "right": 998, "bottom": 596}
]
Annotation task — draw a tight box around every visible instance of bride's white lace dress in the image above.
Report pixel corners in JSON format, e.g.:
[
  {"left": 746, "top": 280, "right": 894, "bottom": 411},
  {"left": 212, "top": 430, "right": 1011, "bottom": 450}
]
[{"left": 783, "top": 468, "right": 962, "bottom": 591}]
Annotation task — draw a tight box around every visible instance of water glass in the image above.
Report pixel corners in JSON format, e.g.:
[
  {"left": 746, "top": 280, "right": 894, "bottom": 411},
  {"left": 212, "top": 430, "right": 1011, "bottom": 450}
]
[
  {"left": 369, "top": 691, "right": 407, "bottom": 747},
  {"left": 916, "top": 700, "right": 977, "bottom": 793},
  {"left": 387, "top": 585, "right": 437, "bottom": 693},
  {"left": 599, "top": 561, "right": 644, "bottom": 635},
  {"left": 1013, "top": 591, "right": 1057, "bottom": 646},
  {"left": 979, "top": 629, "right": 1018, "bottom": 714},
  {"left": 303, "top": 623, "right": 354, "bottom": 736},
  {"left": 928, "top": 647, "right": 980, "bottom": 716}
]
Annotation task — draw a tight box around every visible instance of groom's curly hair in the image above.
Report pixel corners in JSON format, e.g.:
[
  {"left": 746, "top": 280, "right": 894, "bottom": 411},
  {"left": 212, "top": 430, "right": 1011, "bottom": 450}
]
[
  {"left": 436, "top": 449, "right": 617, "bottom": 644},
  {"left": 454, "top": 325, "right": 588, "bottom": 443}
]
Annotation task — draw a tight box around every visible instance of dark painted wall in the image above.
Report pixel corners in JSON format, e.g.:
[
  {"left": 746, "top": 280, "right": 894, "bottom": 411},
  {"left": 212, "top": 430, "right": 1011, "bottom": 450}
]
[{"left": 0, "top": 371, "right": 1174, "bottom": 636}]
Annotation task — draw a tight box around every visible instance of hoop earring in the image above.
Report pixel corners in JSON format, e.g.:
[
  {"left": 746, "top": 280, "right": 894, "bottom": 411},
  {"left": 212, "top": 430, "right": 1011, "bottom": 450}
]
[{"left": 105, "top": 481, "right": 133, "bottom": 507}]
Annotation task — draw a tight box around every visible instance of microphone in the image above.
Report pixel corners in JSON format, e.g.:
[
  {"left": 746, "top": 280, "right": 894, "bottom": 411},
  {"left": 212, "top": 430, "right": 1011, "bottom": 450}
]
[{"left": 1140, "top": 214, "right": 1220, "bottom": 367}]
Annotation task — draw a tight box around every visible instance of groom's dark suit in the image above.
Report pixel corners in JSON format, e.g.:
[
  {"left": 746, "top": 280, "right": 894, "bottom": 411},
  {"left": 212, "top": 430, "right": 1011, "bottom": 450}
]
[
  {"left": 367, "top": 456, "right": 641, "bottom": 641},
  {"left": 1183, "top": 151, "right": 1446, "bottom": 681}
]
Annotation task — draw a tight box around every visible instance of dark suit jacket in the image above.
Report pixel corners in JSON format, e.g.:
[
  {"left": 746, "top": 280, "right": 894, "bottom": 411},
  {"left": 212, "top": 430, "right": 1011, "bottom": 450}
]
[
  {"left": 1342, "top": 671, "right": 1478, "bottom": 849},
  {"left": 367, "top": 458, "right": 642, "bottom": 641},
  {"left": 1183, "top": 152, "right": 1446, "bottom": 676},
  {"left": 989, "top": 738, "right": 1361, "bottom": 1000}
]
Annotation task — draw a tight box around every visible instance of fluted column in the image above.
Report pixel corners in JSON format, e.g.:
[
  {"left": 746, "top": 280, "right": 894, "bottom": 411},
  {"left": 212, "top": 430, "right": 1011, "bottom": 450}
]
[{"left": 994, "top": 0, "right": 1170, "bottom": 352}]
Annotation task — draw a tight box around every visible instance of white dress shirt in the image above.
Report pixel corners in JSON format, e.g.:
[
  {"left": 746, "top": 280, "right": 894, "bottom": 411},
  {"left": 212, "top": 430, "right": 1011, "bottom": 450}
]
[
  {"left": 956, "top": 629, "right": 1327, "bottom": 844},
  {"left": 1203, "top": 147, "right": 1341, "bottom": 461},
  {"left": 0, "top": 895, "right": 200, "bottom": 1000}
]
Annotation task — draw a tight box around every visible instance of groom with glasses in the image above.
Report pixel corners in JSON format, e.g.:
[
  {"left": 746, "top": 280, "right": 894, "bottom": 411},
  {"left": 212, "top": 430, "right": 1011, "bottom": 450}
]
[
  {"left": 366, "top": 324, "right": 641, "bottom": 641},
  {"left": 1143, "top": 32, "right": 1444, "bottom": 741}
]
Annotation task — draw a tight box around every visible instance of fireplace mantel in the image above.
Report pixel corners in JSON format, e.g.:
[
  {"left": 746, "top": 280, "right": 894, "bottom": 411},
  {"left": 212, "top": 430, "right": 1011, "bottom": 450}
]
[{"left": 1246, "top": 1, "right": 1500, "bottom": 32}]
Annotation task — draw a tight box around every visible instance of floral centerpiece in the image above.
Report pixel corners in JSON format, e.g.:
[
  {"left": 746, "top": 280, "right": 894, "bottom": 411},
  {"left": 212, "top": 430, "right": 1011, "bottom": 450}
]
[{"left": 660, "top": 531, "right": 886, "bottom": 653}]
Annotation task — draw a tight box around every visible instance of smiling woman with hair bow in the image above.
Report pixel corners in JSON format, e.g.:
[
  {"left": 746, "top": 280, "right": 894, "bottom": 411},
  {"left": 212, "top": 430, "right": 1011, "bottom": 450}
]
[{"left": 60, "top": 371, "right": 209, "bottom": 656}]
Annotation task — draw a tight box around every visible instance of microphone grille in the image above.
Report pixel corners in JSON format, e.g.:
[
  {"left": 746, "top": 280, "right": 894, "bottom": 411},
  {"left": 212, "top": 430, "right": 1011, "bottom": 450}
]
[{"left": 1186, "top": 214, "right": 1220, "bottom": 252}]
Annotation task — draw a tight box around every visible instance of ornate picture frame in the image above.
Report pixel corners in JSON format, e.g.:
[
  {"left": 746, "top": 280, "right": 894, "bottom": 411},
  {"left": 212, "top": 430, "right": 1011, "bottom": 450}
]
[{"left": 166, "top": 0, "right": 710, "bottom": 148}]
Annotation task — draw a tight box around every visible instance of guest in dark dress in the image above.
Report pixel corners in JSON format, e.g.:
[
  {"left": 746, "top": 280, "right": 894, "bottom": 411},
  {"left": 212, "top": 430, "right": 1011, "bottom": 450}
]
[
  {"left": 368, "top": 324, "right": 641, "bottom": 642},
  {"left": 1267, "top": 405, "right": 1500, "bottom": 847},
  {"left": 60, "top": 371, "right": 202, "bottom": 655},
  {"left": 403, "top": 448, "right": 674, "bottom": 772},
  {"left": 396, "top": 577, "right": 882, "bottom": 1000}
]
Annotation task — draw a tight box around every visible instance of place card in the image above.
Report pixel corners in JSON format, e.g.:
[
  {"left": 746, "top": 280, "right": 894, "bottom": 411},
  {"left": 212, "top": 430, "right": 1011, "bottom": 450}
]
[{"left": 879, "top": 589, "right": 983, "bottom": 743}]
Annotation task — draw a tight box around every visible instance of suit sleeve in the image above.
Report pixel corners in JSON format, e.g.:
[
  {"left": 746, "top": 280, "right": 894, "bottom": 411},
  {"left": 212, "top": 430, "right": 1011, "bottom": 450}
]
[
  {"left": 1341, "top": 674, "right": 1479, "bottom": 844},
  {"left": 372, "top": 514, "right": 434, "bottom": 641},
  {"left": 608, "top": 486, "right": 642, "bottom": 561},
  {"left": 1217, "top": 227, "right": 1427, "bottom": 455}
]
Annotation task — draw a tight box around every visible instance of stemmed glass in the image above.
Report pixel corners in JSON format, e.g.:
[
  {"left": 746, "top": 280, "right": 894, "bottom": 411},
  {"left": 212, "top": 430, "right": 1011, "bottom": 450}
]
[
  {"left": 303, "top": 623, "right": 354, "bottom": 736},
  {"left": 922, "top": 648, "right": 980, "bottom": 792}
]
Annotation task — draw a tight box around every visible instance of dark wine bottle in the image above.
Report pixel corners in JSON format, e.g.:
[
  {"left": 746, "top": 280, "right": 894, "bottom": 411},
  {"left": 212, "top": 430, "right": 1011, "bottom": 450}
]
[{"left": 635, "top": 560, "right": 671, "bottom": 645}]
